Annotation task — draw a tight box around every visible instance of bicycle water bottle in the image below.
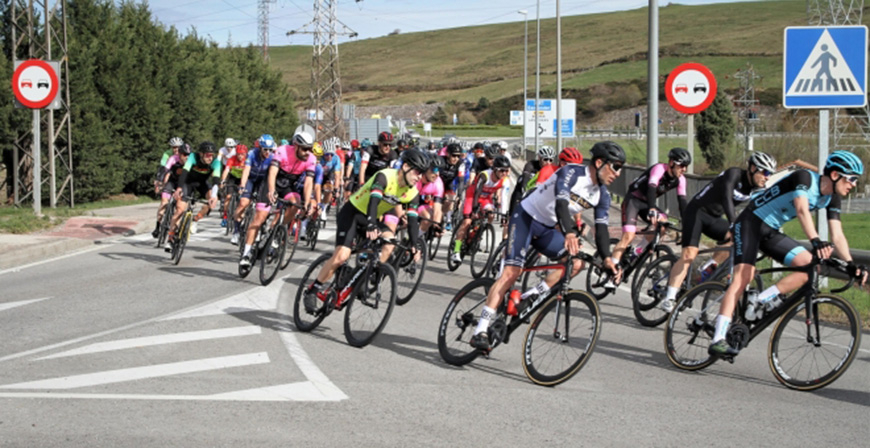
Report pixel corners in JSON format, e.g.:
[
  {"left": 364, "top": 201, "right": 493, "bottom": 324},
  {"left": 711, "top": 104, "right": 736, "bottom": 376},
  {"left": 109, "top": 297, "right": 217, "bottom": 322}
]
[
  {"left": 744, "top": 289, "right": 761, "bottom": 321},
  {"left": 698, "top": 260, "right": 718, "bottom": 283},
  {"left": 506, "top": 289, "right": 521, "bottom": 316}
]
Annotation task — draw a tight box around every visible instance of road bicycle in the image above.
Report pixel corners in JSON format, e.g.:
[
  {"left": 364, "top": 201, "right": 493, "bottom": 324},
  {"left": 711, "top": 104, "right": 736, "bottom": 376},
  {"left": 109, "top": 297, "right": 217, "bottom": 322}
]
[
  {"left": 664, "top": 256, "right": 862, "bottom": 391},
  {"left": 387, "top": 224, "right": 428, "bottom": 306},
  {"left": 437, "top": 252, "right": 601, "bottom": 386},
  {"left": 447, "top": 209, "right": 497, "bottom": 278},
  {"left": 168, "top": 196, "right": 199, "bottom": 265},
  {"left": 293, "top": 237, "right": 398, "bottom": 347},
  {"left": 304, "top": 206, "right": 321, "bottom": 251},
  {"left": 155, "top": 195, "right": 176, "bottom": 249},
  {"left": 222, "top": 183, "right": 241, "bottom": 236},
  {"left": 279, "top": 205, "right": 306, "bottom": 270}
]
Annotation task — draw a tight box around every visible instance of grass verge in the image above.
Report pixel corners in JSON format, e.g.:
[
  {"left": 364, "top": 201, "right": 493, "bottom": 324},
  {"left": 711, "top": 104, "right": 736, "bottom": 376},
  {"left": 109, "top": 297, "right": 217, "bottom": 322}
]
[{"left": 0, "top": 195, "right": 156, "bottom": 234}]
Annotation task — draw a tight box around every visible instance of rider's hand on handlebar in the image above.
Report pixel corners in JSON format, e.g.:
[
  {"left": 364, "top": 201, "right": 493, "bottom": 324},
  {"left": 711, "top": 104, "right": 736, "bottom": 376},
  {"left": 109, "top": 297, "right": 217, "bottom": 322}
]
[
  {"left": 604, "top": 257, "right": 623, "bottom": 284},
  {"left": 365, "top": 220, "right": 379, "bottom": 241},
  {"left": 847, "top": 262, "right": 869, "bottom": 286},
  {"left": 564, "top": 233, "right": 580, "bottom": 256},
  {"left": 811, "top": 238, "right": 834, "bottom": 260}
]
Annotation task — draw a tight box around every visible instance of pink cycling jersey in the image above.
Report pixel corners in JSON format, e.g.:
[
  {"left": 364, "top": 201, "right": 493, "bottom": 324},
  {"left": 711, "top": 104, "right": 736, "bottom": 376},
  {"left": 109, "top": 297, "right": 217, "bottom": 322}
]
[
  {"left": 415, "top": 176, "right": 445, "bottom": 199},
  {"left": 164, "top": 154, "right": 181, "bottom": 169},
  {"left": 272, "top": 144, "right": 316, "bottom": 176}
]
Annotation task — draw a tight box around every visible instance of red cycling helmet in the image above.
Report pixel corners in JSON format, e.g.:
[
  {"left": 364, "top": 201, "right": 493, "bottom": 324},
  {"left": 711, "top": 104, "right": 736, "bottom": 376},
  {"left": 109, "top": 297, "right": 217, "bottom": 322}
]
[
  {"left": 235, "top": 144, "right": 248, "bottom": 155},
  {"left": 351, "top": 139, "right": 360, "bottom": 149},
  {"left": 559, "top": 147, "right": 583, "bottom": 164},
  {"left": 378, "top": 131, "right": 394, "bottom": 144}
]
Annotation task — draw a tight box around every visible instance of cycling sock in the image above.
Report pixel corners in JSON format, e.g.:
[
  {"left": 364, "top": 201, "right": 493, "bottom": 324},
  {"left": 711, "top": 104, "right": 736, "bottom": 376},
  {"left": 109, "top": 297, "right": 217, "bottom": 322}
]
[
  {"left": 757, "top": 285, "right": 782, "bottom": 304},
  {"left": 666, "top": 286, "right": 680, "bottom": 301},
  {"left": 243, "top": 245, "right": 252, "bottom": 257},
  {"left": 474, "top": 306, "right": 496, "bottom": 335},
  {"left": 454, "top": 240, "right": 462, "bottom": 253},
  {"left": 521, "top": 281, "right": 550, "bottom": 299},
  {"left": 310, "top": 279, "right": 323, "bottom": 291},
  {"left": 712, "top": 315, "right": 731, "bottom": 343}
]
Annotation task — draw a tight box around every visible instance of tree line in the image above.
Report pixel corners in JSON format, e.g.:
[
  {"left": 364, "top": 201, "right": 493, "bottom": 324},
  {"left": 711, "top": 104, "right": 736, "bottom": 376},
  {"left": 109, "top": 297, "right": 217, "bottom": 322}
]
[{"left": 1, "top": 0, "right": 299, "bottom": 203}]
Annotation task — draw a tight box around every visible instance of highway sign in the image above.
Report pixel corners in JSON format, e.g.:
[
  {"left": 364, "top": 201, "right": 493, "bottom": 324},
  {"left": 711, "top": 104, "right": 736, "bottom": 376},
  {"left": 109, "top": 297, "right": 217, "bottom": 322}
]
[
  {"left": 783, "top": 26, "right": 868, "bottom": 108},
  {"left": 12, "top": 59, "right": 60, "bottom": 109},
  {"left": 509, "top": 110, "right": 524, "bottom": 126},
  {"left": 524, "top": 99, "right": 576, "bottom": 138},
  {"left": 665, "top": 63, "right": 717, "bottom": 114}
]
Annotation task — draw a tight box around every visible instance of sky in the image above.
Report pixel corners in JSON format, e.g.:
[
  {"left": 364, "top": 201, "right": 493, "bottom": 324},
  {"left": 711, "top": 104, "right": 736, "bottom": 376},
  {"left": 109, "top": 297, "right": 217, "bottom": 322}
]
[{"left": 145, "top": 0, "right": 759, "bottom": 48}]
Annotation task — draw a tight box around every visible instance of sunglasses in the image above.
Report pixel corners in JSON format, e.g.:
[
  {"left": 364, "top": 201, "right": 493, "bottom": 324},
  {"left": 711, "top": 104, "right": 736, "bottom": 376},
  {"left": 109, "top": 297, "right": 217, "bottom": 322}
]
[
  {"left": 496, "top": 168, "right": 509, "bottom": 173},
  {"left": 844, "top": 174, "right": 860, "bottom": 184},
  {"left": 541, "top": 158, "right": 554, "bottom": 163},
  {"left": 759, "top": 169, "right": 773, "bottom": 177},
  {"left": 608, "top": 162, "right": 624, "bottom": 173}
]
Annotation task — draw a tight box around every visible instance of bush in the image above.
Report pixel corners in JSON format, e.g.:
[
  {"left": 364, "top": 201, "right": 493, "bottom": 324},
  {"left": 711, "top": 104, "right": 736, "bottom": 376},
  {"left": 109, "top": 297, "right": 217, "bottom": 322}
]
[{"left": 696, "top": 91, "right": 736, "bottom": 171}]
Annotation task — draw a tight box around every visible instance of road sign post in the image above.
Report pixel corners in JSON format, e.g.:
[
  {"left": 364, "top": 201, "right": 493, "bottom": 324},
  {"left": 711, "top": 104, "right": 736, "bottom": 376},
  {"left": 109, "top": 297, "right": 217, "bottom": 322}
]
[
  {"left": 524, "top": 99, "right": 576, "bottom": 140},
  {"left": 665, "top": 62, "right": 718, "bottom": 174}
]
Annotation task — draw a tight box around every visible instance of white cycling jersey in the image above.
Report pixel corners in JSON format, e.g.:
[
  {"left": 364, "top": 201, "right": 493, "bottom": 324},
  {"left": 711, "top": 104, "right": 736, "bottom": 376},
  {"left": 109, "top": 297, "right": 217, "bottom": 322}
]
[{"left": 520, "top": 164, "right": 610, "bottom": 227}]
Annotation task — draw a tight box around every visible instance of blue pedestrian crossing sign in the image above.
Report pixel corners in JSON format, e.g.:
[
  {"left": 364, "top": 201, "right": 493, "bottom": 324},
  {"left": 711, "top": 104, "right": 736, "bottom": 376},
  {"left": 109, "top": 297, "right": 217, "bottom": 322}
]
[{"left": 784, "top": 26, "right": 868, "bottom": 108}]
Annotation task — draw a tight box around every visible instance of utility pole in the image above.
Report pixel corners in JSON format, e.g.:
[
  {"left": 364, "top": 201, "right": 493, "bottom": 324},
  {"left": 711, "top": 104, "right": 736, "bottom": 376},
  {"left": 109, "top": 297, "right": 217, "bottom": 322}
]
[
  {"left": 288, "top": 1, "right": 359, "bottom": 141},
  {"left": 647, "top": 0, "right": 659, "bottom": 166},
  {"left": 258, "top": 0, "right": 277, "bottom": 61},
  {"left": 734, "top": 64, "right": 761, "bottom": 156}
]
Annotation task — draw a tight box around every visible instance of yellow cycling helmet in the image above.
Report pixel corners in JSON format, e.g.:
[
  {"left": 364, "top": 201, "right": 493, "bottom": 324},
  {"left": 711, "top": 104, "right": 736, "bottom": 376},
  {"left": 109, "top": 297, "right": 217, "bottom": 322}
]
[{"left": 312, "top": 142, "right": 324, "bottom": 157}]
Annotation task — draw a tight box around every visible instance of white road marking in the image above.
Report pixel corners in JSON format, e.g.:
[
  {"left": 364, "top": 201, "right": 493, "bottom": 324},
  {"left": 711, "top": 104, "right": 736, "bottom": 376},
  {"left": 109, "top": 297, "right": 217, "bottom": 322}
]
[
  {"left": 36, "top": 326, "right": 262, "bottom": 360},
  {"left": 0, "top": 246, "right": 104, "bottom": 276},
  {"left": 0, "top": 297, "right": 50, "bottom": 312},
  {"left": 0, "top": 381, "right": 340, "bottom": 401},
  {"left": 0, "top": 353, "right": 270, "bottom": 390}
]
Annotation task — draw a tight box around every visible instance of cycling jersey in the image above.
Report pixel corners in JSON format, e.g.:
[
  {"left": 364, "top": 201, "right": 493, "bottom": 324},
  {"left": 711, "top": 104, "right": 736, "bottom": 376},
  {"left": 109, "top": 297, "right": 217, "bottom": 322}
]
[
  {"left": 464, "top": 170, "right": 504, "bottom": 215},
  {"left": 218, "top": 146, "right": 235, "bottom": 166},
  {"left": 627, "top": 162, "right": 687, "bottom": 207},
  {"left": 361, "top": 148, "right": 398, "bottom": 180},
  {"left": 225, "top": 155, "right": 246, "bottom": 179},
  {"left": 271, "top": 145, "right": 316, "bottom": 179},
  {"left": 749, "top": 169, "right": 841, "bottom": 229},
  {"left": 471, "top": 157, "right": 490, "bottom": 176},
  {"left": 416, "top": 176, "right": 445, "bottom": 203},
  {"left": 320, "top": 155, "right": 341, "bottom": 180},
  {"left": 349, "top": 169, "right": 420, "bottom": 218},
  {"left": 438, "top": 156, "right": 466, "bottom": 192},
  {"left": 159, "top": 149, "right": 174, "bottom": 166},
  {"left": 245, "top": 148, "right": 273, "bottom": 182},
  {"left": 348, "top": 150, "right": 363, "bottom": 176},
  {"left": 179, "top": 153, "right": 221, "bottom": 185},
  {"left": 692, "top": 167, "right": 754, "bottom": 222}
]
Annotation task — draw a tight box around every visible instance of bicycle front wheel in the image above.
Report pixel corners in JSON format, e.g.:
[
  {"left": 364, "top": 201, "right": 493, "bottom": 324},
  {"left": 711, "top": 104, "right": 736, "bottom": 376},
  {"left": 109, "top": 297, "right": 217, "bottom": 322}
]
[
  {"left": 437, "top": 278, "right": 493, "bottom": 366},
  {"left": 426, "top": 229, "right": 442, "bottom": 261},
  {"left": 344, "top": 263, "right": 397, "bottom": 347},
  {"left": 172, "top": 212, "right": 192, "bottom": 265},
  {"left": 446, "top": 226, "right": 462, "bottom": 272},
  {"left": 585, "top": 237, "right": 619, "bottom": 301},
  {"left": 395, "top": 238, "right": 428, "bottom": 306},
  {"left": 292, "top": 253, "right": 333, "bottom": 332},
  {"left": 483, "top": 240, "right": 507, "bottom": 279},
  {"left": 469, "top": 224, "right": 495, "bottom": 279},
  {"left": 664, "top": 282, "right": 726, "bottom": 371},
  {"left": 280, "top": 218, "right": 301, "bottom": 270},
  {"left": 259, "top": 224, "right": 287, "bottom": 286},
  {"left": 632, "top": 255, "right": 677, "bottom": 327},
  {"left": 768, "top": 294, "right": 861, "bottom": 391},
  {"left": 522, "top": 291, "right": 601, "bottom": 386}
]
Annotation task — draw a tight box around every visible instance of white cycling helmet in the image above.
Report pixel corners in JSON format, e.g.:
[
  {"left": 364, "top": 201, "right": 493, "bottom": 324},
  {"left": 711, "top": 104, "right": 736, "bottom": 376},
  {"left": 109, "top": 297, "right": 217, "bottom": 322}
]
[
  {"left": 224, "top": 138, "right": 237, "bottom": 148},
  {"left": 495, "top": 141, "right": 508, "bottom": 151},
  {"left": 749, "top": 151, "right": 777, "bottom": 173},
  {"left": 169, "top": 137, "right": 184, "bottom": 147},
  {"left": 536, "top": 145, "right": 556, "bottom": 160},
  {"left": 292, "top": 130, "right": 315, "bottom": 148}
]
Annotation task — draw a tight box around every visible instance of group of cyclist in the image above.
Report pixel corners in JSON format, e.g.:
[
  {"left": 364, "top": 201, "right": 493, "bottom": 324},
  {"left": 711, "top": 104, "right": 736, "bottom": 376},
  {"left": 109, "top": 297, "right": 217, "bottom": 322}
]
[{"left": 152, "top": 129, "right": 867, "bottom": 361}]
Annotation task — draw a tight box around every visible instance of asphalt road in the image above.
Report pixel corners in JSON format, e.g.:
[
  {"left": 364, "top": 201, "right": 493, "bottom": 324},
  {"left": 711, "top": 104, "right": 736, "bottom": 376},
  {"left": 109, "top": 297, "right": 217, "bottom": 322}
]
[{"left": 1, "top": 216, "right": 868, "bottom": 447}]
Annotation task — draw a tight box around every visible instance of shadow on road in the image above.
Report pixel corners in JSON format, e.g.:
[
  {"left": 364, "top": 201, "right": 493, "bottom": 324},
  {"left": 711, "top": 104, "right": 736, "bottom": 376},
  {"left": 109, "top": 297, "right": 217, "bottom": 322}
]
[{"left": 814, "top": 388, "right": 870, "bottom": 407}]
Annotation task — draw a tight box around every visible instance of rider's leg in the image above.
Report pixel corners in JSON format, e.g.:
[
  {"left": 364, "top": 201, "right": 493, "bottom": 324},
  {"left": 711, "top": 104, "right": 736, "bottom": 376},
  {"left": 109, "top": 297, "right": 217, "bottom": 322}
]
[
  {"left": 315, "top": 246, "right": 353, "bottom": 284},
  {"left": 713, "top": 263, "right": 755, "bottom": 342},
  {"left": 243, "top": 207, "right": 270, "bottom": 256},
  {"left": 666, "top": 246, "right": 699, "bottom": 297},
  {"left": 379, "top": 215, "right": 399, "bottom": 263},
  {"left": 170, "top": 199, "right": 188, "bottom": 234}
]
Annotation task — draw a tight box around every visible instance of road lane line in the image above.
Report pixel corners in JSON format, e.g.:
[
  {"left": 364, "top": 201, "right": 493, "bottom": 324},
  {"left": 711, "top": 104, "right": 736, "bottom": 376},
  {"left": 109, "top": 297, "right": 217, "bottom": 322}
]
[
  {"left": 0, "top": 353, "right": 270, "bottom": 390},
  {"left": 36, "top": 326, "right": 262, "bottom": 360},
  {"left": 0, "top": 297, "right": 51, "bottom": 312}
]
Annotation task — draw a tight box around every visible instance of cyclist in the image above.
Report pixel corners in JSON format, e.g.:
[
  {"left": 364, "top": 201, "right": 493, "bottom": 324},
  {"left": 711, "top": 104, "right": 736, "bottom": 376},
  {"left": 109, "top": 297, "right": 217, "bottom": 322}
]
[
  {"left": 450, "top": 155, "right": 511, "bottom": 265},
  {"left": 319, "top": 143, "right": 342, "bottom": 217},
  {"left": 300, "top": 144, "right": 325, "bottom": 240},
  {"left": 218, "top": 138, "right": 237, "bottom": 167},
  {"left": 301, "top": 149, "right": 429, "bottom": 314},
  {"left": 509, "top": 145, "right": 557, "bottom": 215},
  {"left": 613, "top": 147, "right": 691, "bottom": 270},
  {"left": 344, "top": 139, "right": 364, "bottom": 200},
  {"left": 396, "top": 138, "right": 410, "bottom": 155},
  {"left": 708, "top": 150, "right": 868, "bottom": 357},
  {"left": 359, "top": 132, "right": 398, "bottom": 188},
  {"left": 469, "top": 143, "right": 625, "bottom": 350},
  {"left": 416, "top": 154, "right": 446, "bottom": 238},
  {"left": 239, "top": 131, "right": 316, "bottom": 267},
  {"left": 494, "top": 140, "right": 511, "bottom": 165},
  {"left": 658, "top": 152, "right": 777, "bottom": 313},
  {"left": 152, "top": 143, "right": 191, "bottom": 238},
  {"left": 155, "top": 137, "right": 184, "bottom": 194},
  {"left": 165, "top": 141, "right": 221, "bottom": 249},
  {"left": 220, "top": 144, "right": 248, "bottom": 227},
  {"left": 438, "top": 143, "right": 467, "bottom": 230},
  {"left": 230, "top": 136, "right": 275, "bottom": 245}
]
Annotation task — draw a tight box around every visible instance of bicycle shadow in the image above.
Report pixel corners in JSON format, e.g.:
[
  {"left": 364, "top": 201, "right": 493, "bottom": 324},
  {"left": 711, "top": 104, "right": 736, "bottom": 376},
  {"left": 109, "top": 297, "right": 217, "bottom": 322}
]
[
  {"left": 99, "top": 251, "right": 169, "bottom": 265},
  {"left": 369, "top": 331, "right": 459, "bottom": 371},
  {"left": 813, "top": 388, "right": 870, "bottom": 407},
  {"left": 224, "top": 307, "right": 347, "bottom": 345},
  {"left": 157, "top": 265, "right": 239, "bottom": 281}
]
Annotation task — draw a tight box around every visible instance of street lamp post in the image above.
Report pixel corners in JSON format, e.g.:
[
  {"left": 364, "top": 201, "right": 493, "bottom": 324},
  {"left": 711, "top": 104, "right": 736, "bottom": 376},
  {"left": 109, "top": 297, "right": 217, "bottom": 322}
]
[
  {"left": 534, "top": 0, "right": 541, "bottom": 153},
  {"left": 519, "top": 9, "right": 528, "bottom": 160}
]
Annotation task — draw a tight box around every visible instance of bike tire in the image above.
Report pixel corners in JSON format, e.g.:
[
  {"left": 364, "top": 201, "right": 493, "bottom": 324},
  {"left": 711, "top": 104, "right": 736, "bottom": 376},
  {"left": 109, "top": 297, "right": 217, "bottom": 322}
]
[
  {"left": 768, "top": 294, "right": 861, "bottom": 391},
  {"left": 259, "top": 223, "right": 287, "bottom": 286},
  {"left": 426, "top": 228, "right": 442, "bottom": 261},
  {"left": 470, "top": 223, "right": 495, "bottom": 279},
  {"left": 173, "top": 212, "right": 192, "bottom": 265},
  {"left": 630, "top": 244, "right": 675, "bottom": 293},
  {"left": 238, "top": 206, "right": 254, "bottom": 256},
  {"left": 522, "top": 290, "right": 601, "bottom": 386},
  {"left": 663, "top": 281, "right": 727, "bottom": 371},
  {"left": 446, "top": 226, "right": 462, "bottom": 272},
  {"left": 437, "top": 277, "right": 493, "bottom": 366},
  {"left": 632, "top": 255, "right": 677, "bottom": 327},
  {"left": 395, "top": 238, "right": 428, "bottom": 306},
  {"left": 585, "top": 237, "right": 620, "bottom": 301},
  {"left": 344, "top": 263, "right": 397, "bottom": 347},
  {"left": 280, "top": 218, "right": 300, "bottom": 270},
  {"left": 483, "top": 240, "right": 507, "bottom": 279},
  {"left": 156, "top": 199, "right": 174, "bottom": 248},
  {"left": 292, "top": 253, "right": 333, "bottom": 332}
]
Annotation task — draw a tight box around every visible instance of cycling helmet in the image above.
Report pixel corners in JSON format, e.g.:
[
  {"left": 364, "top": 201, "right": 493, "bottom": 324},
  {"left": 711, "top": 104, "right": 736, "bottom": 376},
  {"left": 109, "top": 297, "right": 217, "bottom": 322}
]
[
  {"left": 361, "top": 138, "right": 372, "bottom": 148},
  {"left": 280, "top": 139, "right": 289, "bottom": 146},
  {"left": 341, "top": 140, "right": 351, "bottom": 150},
  {"left": 168, "top": 137, "right": 184, "bottom": 147},
  {"left": 748, "top": 151, "right": 776, "bottom": 173},
  {"left": 495, "top": 141, "right": 508, "bottom": 151},
  {"left": 198, "top": 141, "right": 216, "bottom": 155},
  {"left": 472, "top": 142, "right": 485, "bottom": 152},
  {"left": 323, "top": 143, "right": 336, "bottom": 155},
  {"left": 235, "top": 144, "right": 248, "bottom": 155},
  {"left": 536, "top": 146, "right": 556, "bottom": 160},
  {"left": 378, "top": 131, "right": 394, "bottom": 145},
  {"left": 258, "top": 134, "right": 277, "bottom": 150},
  {"left": 291, "top": 130, "right": 313, "bottom": 149},
  {"left": 484, "top": 145, "right": 498, "bottom": 159},
  {"left": 351, "top": 139, "right": 360, "bottom": 149},
  {"left": 430, "top": 155, "right": 446, "bottom": 171},
  {"left": 447, "top": 143, "right": 463, "bottom": 156},
  {"left": 590, "top": 141, "right": 627, "bottom": 163},
  {"left": 401, "top": 149, "right": 430, "bottom": 172},
  {"left": 668, "top": 147, "right": 692, "bottom": 166},
  {"left": 178, "top": 143, "right": 192, "bottom": 156},
  {"left": 224, "top": 138, "right": 237, "bottom": 148},
  {"left": 396, "top": 138, "right": 409, "bottom": 148},
  {"left": 559, "top": 147, "right": 584, "bottom": 165},
  {"left": 825, "top": 150, "right": 864, "bottom": 176},
  {"left": 492, "top": 155, "right": 511, "bottom": 169},
  {"left": 312, "top": 142, "right": 324, "bottom": 157}
]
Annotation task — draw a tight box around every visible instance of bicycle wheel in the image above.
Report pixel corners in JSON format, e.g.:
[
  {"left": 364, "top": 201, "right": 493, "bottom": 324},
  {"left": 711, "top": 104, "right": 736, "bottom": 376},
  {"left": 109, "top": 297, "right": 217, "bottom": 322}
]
[
  {"left": 305, "top": 216, "right": 319, "bottom": 250},
  {"left": 238, "top": 206, "right": 254, "bottom": 256},
  {"left": 172, "top": 212, "right": 192, "bottom": 265},
  {"left": 224, "top": 193, "right": 237, "bottom": 236},
  {"left": 446, "top": 226, "right": 462, "bottom": 272},
  {"left": 663, "top": 282, "right": 726, "bottom": 371},
  {"left": 483, "top": 240, "right": 507, "bottom": 279},
  {"left": 281, "top": 217, "right": 301, "bottom": 270},
  {"left": 292, "top": 253, "right": 333, "bottom": 332},
  {"left": 768, "top": 294, "right": 861, "bottom": 391},
  {"left": 585, "top": 237, "right": 619, "bottom": 301},
  {"left": 344, "top": 263, "right": 397, "bottom": 347},
  {"left": 259, "top": 223, "right": 286, "bottom": 286},
  {"left": 156, "top": 199, "right": 174, "bottom": 248},
  {"left": 395, "top": 238, "right": 427, "bottom": 306},
  {"left": 426, "top": 228, "right": 441, "bottom": 261},
  {"left": 632, "top": 255, "right": 677, "bottom": 327},
  {"left": 522, "top": 291, "right": 601, "bottom": 386},
  {"left": 630, "top": 244, "right": 674, "bottom": 293},
  {"left": 469, "top": 223, "right": 495, "bottom": 279},
  {"left": 437, "top": 277, "right": 493, "bottom": 366}
]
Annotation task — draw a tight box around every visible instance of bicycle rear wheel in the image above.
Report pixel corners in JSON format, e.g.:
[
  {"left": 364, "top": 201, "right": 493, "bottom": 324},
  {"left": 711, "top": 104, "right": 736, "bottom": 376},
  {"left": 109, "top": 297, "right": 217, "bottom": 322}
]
[
  {"left": 632, "top": 255, "right": 677, "bottom": 327},
  {"left": 437, "top": 277, "right": 493, "bottom": 366},
  {"left": 522, "top": 291, "right": 601, "bottom": 386},
  {"left": 469, "top": 223, "right": 495, "bottom": 279},
  {"left": 344, "top": 263, "right": 397, "bottom": 347},
  {"left": 281, "top": 217, "right": 301, "bottom": 270},
  {"left": 663, "top": 282, "right": 726, "bottom": 371},
  {"left": 768, "top": 294, "right": 861, "bottom": 391},
  {"left": 292, "top": 253, "right": 333, "bottom": 332},
  {"left": 395, "top": 238, "right": 428, "bottom": 306},
  {"left": 259, "top": 223, "right": 287, "bottom": 286},
  {"left": 224, "top": 193, "right": 237, "bottom": 236},
  {"left": 156, "top": 199, "right": 174, "bottom": 248},
  {"left": 172, "top": 212, "right": 192, "bottom": 265}
]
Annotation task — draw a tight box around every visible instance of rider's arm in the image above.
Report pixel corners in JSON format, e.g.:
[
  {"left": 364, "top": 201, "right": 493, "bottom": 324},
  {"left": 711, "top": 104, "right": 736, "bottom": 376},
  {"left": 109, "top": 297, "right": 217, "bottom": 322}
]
[
  {"left": 553, "top": 165, "right": 582, "bottom": 237},
  {"left": 266, "top": 165, "right": 279, "bottom": 197},
  {"left": 721, "top": 168, "right": 741, "bottom": 223},
  {"left": 365, "top": 172, "right": 389, "bottom": 225},
  {"left": 595, "top": 186, "right": 614, "bottom": 259},
  {"left": 406, "top": 194, "right": 421, "bottom": 246},
  {"left": 177, "top": 153, "right": 196, "bottom": 187},
  {"left": 472, "top": 173, "right": 486, "bottom": 211},
  {"left": 303, "top": 171, "right": 315, "bottom": 208},
  {"left": 220, "top": 164, "right": 230, "bottom": 184},
  {"left": 677, "top": 175, "right": 688, "bottom": 218},
  {"left": 239, "top": 165, "right": 251, "bottom": 189},
  {"left": 208, "top": 158, "right": 222, "bottom": 198},
  {"left": 826, "top": 195, "right": 852, "bottom": 262},
  {"left": 645, "top": 163, "right": 667, "bottom": 211}
]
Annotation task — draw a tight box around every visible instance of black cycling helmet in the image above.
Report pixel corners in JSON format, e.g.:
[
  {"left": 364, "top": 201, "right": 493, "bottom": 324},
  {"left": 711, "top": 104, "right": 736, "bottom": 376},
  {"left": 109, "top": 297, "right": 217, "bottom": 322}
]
[
  {"left": 378, "top": 131, "right": 394, "bottom": 144},
  {"left": 396, "top": 138, "right": 409, "bottom": 148},
  {"left": 668, "top": 147, "right": 692, "bottom": 166},
  {"left": 472, "top": 142, "right": 485, "bottom": 152},
  {"left": 178, "top": 143, "right": 192, "bottom": 156},
  {"left": 447, "top": 143, "right": 463, "bottom": 156},
  {"left": 401, "top": 149, "right": 430, "bottom": 172},
  {"left": 492, "top": 155, "right": 510, "bottom": 169},
  {"left": 590, "top": 141, "right": 626, "bottom": 163},
  {"left": 198, "top": 141, "right": 216, "bottom": 155},
  {"left": 484, "top": 145, "right": 498, "bottom": 159},
  {"left": 430, "top": 155, "right": 446, "bottom": 171}
]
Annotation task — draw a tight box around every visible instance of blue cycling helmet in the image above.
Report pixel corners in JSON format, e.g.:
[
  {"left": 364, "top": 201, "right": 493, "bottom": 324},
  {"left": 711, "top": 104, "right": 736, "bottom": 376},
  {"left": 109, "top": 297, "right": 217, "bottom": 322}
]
[
  {"left": 280, "top": 139, "right": 289, "bottom": 146},
  {"left": 258, "top": 134, "right": 277, "bottom": 150},
  {"left": 825, "top": 150, "right": 864, "bottom": 176},
  {"left": 361, "top": 138, "right": 372, "bottom": 148}
]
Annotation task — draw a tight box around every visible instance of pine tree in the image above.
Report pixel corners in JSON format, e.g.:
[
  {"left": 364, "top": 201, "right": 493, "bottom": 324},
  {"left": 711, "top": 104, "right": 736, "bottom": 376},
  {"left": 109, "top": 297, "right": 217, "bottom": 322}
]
[{"left": 696, "top": 91, "right": 735, "bottom": 171}]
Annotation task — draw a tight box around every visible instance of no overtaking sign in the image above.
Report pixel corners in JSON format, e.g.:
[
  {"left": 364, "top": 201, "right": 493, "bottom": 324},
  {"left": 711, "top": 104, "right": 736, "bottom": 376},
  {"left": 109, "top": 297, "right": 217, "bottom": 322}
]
[{"left": 12, "top": 59, "right": 61, "bottom": 110}]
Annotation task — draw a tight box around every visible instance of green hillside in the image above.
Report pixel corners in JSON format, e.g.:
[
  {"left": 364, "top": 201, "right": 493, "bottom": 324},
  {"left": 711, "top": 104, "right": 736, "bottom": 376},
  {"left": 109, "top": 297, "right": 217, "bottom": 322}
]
[{"left": 269, "top": 1, "right": 838, "bottom": 107}]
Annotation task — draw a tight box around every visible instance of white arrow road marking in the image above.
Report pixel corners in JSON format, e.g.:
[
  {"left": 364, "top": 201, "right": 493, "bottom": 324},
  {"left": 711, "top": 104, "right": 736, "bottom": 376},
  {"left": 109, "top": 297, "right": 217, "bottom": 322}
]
[
  {"left": 36, "top": 326, "right": 262, "bottom": 360},
  {"left": 0, "top": 297, "right": 50, "bottom": 312},
  {"left": 0, "top": 353, "right": 270, "bottom": 390}
]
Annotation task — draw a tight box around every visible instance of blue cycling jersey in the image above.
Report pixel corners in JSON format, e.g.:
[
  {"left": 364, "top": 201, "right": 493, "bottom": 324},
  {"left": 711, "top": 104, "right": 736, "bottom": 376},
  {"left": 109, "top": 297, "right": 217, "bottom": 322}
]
[
  {"left": 245, "top": 148, "right": 273, "bottom": 182},
  {"left": 748, "top": 170, "right": 841, "bottom": 230},
  {"left": 320, "top": 155, "right": 341, "bottom": 179},
  {"left": 349, "top": 150, "right": 363, "bottom": 175}
]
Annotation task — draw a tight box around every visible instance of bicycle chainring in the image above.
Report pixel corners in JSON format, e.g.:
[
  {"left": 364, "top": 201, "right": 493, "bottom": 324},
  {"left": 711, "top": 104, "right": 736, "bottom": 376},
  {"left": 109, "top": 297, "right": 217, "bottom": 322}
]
[
  {"left": 726, "top": 323, "right": 750, "bottom": 351},
  {"left": 488, "top": 317, "right": 508, "bottom": 349}
]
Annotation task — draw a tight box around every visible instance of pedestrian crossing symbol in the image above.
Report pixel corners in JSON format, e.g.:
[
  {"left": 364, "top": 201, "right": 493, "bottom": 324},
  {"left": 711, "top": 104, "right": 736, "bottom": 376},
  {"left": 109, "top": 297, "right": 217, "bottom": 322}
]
[{"left": 784, "top": 26, "right": 867, "bottom": 108}]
